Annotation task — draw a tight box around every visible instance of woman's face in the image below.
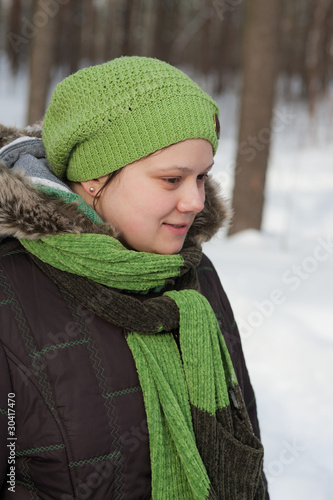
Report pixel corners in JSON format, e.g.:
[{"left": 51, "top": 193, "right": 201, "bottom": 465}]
[{"left": 89, "top": 139, "right": 214, "bottom": 254}]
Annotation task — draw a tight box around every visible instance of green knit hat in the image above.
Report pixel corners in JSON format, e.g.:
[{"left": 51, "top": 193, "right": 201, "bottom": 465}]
[{"left": 42, "top": 56, "right": 220, "bottom": 181}]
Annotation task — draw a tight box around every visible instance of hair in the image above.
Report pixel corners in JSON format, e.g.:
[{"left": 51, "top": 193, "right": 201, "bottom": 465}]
[{"left": 92, "top": 167, "right": 123, "bottom": 211}]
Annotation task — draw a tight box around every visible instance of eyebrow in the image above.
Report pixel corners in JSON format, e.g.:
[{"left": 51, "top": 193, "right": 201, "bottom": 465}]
[{"left": 156, "top": 162, "right": 214, "bottom": 174}]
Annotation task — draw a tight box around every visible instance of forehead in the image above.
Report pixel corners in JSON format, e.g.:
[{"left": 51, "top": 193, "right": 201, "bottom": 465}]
[{"left": 139, "top": 139, "right": 214, "bottom": 171}]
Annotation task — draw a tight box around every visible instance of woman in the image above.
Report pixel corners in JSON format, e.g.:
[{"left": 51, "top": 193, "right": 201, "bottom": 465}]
[{"left": 0, "top": 57, "right": 268, "bottom": 499}]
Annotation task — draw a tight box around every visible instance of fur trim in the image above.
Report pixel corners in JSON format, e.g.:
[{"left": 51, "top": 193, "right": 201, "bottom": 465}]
[
  {"left": 0, "top": 123, "right": 43, "bottom": 149},
  {"left": 188, "top": 177, "right": 230, "bottom": 244},
  {"left": 0, "top": 165, "right": 116, "bottom": 240}
]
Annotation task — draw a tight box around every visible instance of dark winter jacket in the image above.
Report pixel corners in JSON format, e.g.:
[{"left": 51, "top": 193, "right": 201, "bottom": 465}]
[{"left": 0, "top": 125, "right": 269, "bottom": 499}]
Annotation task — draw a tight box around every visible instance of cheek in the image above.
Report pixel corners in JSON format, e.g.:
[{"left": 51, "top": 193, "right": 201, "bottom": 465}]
[
  {"left": 127, "top": 181, "right": 173, "bottom": 221},
  {"left": 105, "top": 182, "right": 150, "bottom": 229},
  {"left": 99, "top": 176, "right": 175, "bottom": 231}
]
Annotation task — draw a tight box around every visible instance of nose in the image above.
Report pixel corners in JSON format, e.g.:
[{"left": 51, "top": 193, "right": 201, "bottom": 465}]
[{"left": 177, "top": 183, "right": 205, "bottom": 214}]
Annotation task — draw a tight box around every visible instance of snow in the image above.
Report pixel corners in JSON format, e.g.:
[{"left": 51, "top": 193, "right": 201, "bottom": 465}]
[
  {"left": 1, "top": 55, "right": 333, "bottom": 498},
  {"left": 0, "top": 58, "right": 29, "bottom": 127}
]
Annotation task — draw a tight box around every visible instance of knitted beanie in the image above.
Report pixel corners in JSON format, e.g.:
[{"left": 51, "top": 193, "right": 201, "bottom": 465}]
[{"left": 42, "top": 56, "right": 220, "bottom": 181}]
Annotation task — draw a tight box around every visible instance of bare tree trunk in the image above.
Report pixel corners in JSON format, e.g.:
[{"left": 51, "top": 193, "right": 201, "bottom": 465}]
[
  {"left": 152, "top": 0, "right": 173, "bottom": 62},
  {"left": 228, "top": 0, "right": 281, "bottom": 235},
  {"left": 93, "top": 0, "right": 108, "bottom": 63},
  {"left": 321, "top": 0, "right": 333, "bottom": 93},
  {"left": 141, "top": 0, "right": 155, "bottom": 57},
  {"left": 215, "top": 9, "right": 232, "bottom": 93},
  {"left": 305, "top": 0, "right": 328, "bottom": 114},
  {"left": 121, "top": 0, "right": 133, "bottom": 56},
  {"left": 200, "top": 0, "right": 212, "bottom": 75},
  {"left": 26, "top": 0, "right": 58, "bottom": 125},
  {"left": 128, "top": 0, "right": 145, "bottom": 57},
  {"left": 81, "top": 0, "right": 97, "bottom": 64},
  {"left": 5, "top": 0, "right": 21, "bottom": 74},
  {"left": 102, "top": 0, "right": 117, "bottom": 61},
  {"left": 68, "top": 0, "right": 82, "bottom": 74}
]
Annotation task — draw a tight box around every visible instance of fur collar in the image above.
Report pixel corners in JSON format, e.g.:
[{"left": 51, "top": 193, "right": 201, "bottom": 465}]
[
  {"left": 0, "top": 124, "right": 229, "bottom": 244},
  {"left": 0, "top": 122, "right": 43, "bottom": 148}
]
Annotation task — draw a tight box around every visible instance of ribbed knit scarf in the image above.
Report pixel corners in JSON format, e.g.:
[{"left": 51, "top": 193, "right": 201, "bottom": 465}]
[{"left": 21, "top": 233, "right": 265, "bottom": 500}]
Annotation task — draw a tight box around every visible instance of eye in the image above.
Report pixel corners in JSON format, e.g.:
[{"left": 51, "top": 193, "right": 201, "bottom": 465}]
[
  {"left": 163, "top": 177, "right": 180, "bottom": 184},
  {"left": 197, "top": 173, "right": 209, "bottom": 182}
]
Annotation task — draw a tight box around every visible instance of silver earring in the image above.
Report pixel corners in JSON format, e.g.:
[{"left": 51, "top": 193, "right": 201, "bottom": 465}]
[{"left": 89, "top": 187, "right": 94, "bottom": 192}]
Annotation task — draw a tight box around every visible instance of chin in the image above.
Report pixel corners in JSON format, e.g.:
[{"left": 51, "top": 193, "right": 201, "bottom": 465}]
[
  {"left": 128, "top": 238, "right": 185, "bottom": 255},
  {"left": 154, "top": 243, "right": 184, "bottom": 255}
]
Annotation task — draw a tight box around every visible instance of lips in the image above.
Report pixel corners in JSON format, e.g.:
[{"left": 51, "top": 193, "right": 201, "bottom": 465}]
[{"left": 162, "top": 222, "right": 189, "bottom": 236}]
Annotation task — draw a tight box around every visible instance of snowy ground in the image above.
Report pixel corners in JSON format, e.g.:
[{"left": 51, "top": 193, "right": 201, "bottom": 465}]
[{"left": 1, "top": 55, "right": 333, "bottom": 499}]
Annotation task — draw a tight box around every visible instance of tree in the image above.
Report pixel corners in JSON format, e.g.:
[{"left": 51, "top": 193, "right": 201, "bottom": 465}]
[
  {"left": 228, "top": 0, "right": 282, "bottom": 235},
  {"left": 305, "top": 0, "right": 332, "bottom": 114},
  {"left": 26, "top": 0, "right": 58, "bottom": 124},
  {"left": 5, "top": 0, "right": 22, "bottom": 74}
]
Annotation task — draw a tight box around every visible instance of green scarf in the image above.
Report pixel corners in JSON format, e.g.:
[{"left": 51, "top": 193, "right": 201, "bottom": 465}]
[
  {"left": 21, "top": 223, "right": 265, "bottom": 499},
  {"left": 21, "top": 233, "right": 186, "bottom": 291},
  {"left": 126, "top": 289, "right": 237, "bottom": 499}
]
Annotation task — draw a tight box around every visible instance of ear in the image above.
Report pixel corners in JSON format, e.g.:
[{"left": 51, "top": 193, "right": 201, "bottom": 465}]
[{"left": 80, "top": 176, "right": 108, "bottom": 198}]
